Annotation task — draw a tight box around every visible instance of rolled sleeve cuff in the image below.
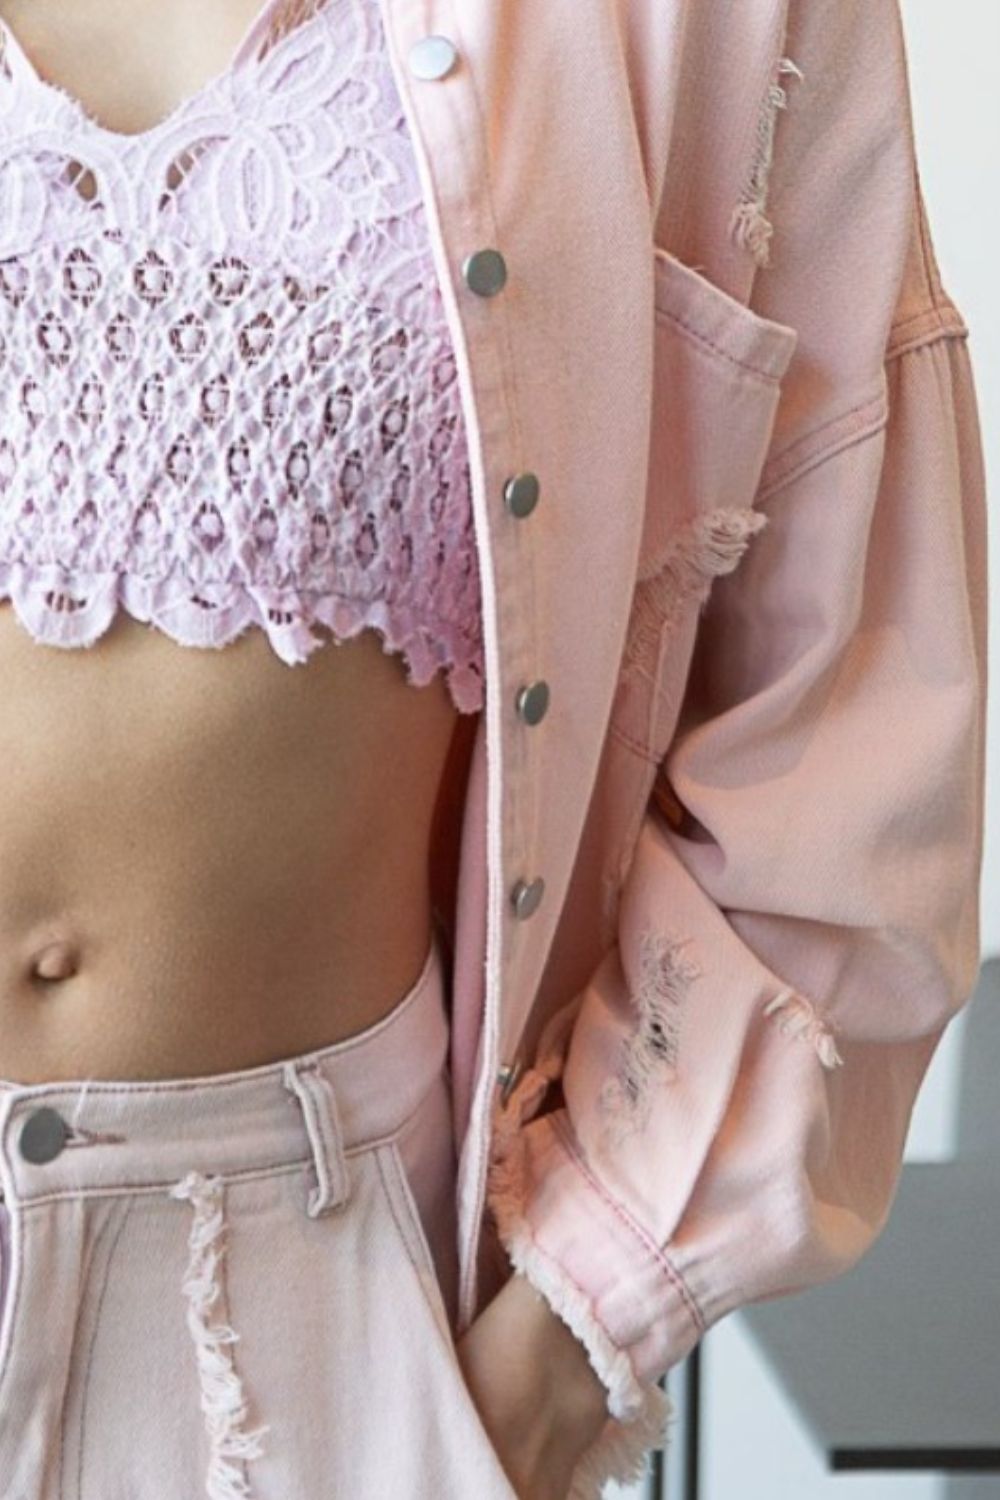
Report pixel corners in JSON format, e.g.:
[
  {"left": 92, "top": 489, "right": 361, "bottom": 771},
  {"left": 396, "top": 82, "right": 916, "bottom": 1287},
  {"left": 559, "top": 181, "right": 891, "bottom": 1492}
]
[{"left": 485, "top": 1103, "right": 696, "bottom": 1493}]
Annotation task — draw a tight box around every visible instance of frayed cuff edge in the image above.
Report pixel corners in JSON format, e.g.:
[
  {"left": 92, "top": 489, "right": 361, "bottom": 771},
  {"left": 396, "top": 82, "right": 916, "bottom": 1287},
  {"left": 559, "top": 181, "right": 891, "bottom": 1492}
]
[{"left": 486, "top": 1140, "right": 654, "bottom": 1425}]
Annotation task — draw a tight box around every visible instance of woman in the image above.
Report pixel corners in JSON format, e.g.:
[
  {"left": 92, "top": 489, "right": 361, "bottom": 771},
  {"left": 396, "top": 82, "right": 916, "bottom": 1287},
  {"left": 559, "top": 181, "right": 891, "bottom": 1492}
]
[
  {"left": 0, "top": 0, "right": 613, "bottom": 1495},
  {"left": 0, "top": 0, "right": 988, "bottom": 1498}
]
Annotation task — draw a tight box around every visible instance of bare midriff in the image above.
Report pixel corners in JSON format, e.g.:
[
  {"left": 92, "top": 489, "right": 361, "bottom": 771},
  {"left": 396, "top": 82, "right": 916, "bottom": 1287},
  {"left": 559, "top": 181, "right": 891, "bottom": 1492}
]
[
  {"left": 0, "top": 605, "right": 467, "bottom": 1083},
  {"left": 0, "top": 0, "right": 475, "bottom": 1085}
]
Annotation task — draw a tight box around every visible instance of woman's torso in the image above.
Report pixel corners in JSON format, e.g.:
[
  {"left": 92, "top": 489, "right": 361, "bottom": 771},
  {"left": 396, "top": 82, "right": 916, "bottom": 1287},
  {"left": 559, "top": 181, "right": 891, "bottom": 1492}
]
[{"left": 0, "top": 0, "right": 478, "bottom": 1084}]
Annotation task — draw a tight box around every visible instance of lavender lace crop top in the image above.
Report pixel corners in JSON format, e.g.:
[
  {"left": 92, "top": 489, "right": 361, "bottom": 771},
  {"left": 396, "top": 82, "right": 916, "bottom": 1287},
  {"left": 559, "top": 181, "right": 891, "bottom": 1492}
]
[{"left": 0, "top": 0, "right": 485, "bottom": 713}]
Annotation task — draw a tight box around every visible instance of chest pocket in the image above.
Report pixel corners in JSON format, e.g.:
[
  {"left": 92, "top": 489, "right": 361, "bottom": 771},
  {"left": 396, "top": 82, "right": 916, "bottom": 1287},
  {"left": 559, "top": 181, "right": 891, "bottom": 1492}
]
[
  {"left": 610, "top": 247, "right": 798, "bottom": 766},
  {"left": 596, "top": 248, "right": 798, "bottom": 924}
]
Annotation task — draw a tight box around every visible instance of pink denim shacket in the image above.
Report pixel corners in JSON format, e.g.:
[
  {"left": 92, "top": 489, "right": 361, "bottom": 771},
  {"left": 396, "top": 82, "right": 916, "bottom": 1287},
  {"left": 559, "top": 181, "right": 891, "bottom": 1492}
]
[
  {"left": 412, "top": 0, "right": 987, "bottom": 1493},
  {"left": 1, "top": 0, "right": 990, "bottom": 1495}
]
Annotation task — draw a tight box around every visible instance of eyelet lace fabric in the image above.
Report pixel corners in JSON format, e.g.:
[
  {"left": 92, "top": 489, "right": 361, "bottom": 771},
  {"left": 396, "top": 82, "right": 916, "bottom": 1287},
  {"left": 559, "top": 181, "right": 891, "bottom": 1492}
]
[{"left": 0, "top": 0, "right": 485, "bottom": 713}]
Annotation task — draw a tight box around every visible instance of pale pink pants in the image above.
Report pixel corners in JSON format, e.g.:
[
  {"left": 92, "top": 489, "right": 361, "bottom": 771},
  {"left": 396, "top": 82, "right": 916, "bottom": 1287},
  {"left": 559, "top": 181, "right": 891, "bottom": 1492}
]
[{"left": 0, "top": 924, "right": 517, "bottom": 1498}]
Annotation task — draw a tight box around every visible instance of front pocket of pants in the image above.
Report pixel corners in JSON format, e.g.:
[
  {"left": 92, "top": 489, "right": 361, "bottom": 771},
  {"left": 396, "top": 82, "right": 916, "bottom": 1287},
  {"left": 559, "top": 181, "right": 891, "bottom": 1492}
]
[
  {"left": 0, "top": 1197, "right": 19, "bottom": 1409},
  {"left": 375, "top": 1140, "right": 518, "bottom": 1496},
  {"left": 376, "top": 1140, "right": 454, "bottom": 1344},
  {"left": 0, "top": 1193, "right": 138, "bottom": 1500}
]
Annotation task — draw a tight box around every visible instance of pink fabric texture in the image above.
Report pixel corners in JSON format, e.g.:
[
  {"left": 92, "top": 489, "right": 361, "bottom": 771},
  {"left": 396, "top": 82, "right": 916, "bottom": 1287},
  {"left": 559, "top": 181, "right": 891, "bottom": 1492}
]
[
  {"left": 0, "top": 0, "right": 485, "bottom": 713},
  {"left": 392, "top": 0, "right": 989, "bottom": 1489},
  {"left": 0, "top": 0, "right": 987, "bottom": 1491},
  {"left": 478, "top": 0, "right": 987, "bottom": 1453},
  {"left": 0, "top": 927, "right": 521, "bottom": 1498}
]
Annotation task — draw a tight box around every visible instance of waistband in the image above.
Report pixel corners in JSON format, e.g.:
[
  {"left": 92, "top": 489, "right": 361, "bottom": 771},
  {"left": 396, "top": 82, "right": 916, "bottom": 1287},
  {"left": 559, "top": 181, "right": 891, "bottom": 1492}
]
[{"left": 0, "top": 924, "right": 450, "bottom": 1211}]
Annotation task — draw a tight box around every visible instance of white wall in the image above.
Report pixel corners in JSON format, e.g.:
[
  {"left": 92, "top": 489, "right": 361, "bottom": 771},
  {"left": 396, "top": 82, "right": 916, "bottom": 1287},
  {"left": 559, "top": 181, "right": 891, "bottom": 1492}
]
[{"left": 702, "top": 6, "right": 1000, "bottom": 1499}]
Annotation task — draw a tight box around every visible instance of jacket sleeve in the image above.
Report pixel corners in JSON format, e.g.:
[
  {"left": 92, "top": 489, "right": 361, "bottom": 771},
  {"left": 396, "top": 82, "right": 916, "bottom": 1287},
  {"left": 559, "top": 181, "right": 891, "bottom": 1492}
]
[{"left": 483, "top": 0, "right": 989, "bottom": 1479}]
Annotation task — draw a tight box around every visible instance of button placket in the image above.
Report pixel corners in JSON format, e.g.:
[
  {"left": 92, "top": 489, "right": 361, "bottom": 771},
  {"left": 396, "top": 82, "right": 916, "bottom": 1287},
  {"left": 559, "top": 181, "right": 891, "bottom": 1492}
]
[
  {"left": 396, "top": 10, "right": 551, "bottom": 1336},
  {"left": 413, "top": 31, "right": 544, "bottom": 1105}
]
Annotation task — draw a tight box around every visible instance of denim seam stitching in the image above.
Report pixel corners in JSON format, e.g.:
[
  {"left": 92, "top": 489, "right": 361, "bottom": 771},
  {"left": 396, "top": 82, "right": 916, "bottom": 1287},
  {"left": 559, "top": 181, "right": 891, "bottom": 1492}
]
[
  {"left": 653, "top": 302, "right": 785, "bottom": 385},
  {"left": 373, "top": 1144, "right": 442, "bottom": 1318},
  {"left": 550, "top": 1109, "right": 706, "bottom": 1333},
  {"left": 75, "top": 1197, "right": 135, "bottom": 1496}
]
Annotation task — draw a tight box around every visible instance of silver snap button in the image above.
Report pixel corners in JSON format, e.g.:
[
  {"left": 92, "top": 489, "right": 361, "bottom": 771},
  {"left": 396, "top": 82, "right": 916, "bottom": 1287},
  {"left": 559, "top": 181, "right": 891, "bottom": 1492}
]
[
  {"left": 510, "top": 877, "right": 545, "bottom": 920},
  {"left": 408, "top": 34, "right": 459, "bottom": 80},
  {"left": 462, "top": 249, "right": 508, "bottom": 297},
  {"left": 516, "top": 680, "right": 549, "bottom": 725},
  {"left": 497, "top": 1060, "right": 523, "bottom": 1103},
  {"left": 19, "top": 1105, "right": 70, "bottom": 1164},
  {"left": 503, "top": 472, "right": 540, "bottom": 519}
]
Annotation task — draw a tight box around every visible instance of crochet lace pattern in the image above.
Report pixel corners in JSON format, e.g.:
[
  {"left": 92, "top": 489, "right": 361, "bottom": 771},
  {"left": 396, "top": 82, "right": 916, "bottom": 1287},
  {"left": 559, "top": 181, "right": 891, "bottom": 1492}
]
[{"left": 0, "top": 0, "right": 485, "bottom": 713}]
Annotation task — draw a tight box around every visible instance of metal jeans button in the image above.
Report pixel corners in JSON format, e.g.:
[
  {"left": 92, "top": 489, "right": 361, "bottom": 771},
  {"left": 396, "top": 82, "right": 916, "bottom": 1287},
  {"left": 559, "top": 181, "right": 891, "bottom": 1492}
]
[{"left": 19, "top": 1105, "right": 70, "bottom": 1164}]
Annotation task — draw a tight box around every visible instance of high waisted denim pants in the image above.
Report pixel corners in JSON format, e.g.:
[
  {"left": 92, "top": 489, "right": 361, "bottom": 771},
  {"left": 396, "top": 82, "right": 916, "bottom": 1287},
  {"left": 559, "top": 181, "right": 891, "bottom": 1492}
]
[{"left": 0, "top": 924, "right": 517, "bottom": 1498}]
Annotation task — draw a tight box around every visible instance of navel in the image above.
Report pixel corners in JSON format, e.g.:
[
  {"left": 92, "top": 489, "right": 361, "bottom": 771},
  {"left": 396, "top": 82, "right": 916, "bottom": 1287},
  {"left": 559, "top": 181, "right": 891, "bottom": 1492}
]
[{"left": 30, "top": 940, "right": 81, "bottom": 982}]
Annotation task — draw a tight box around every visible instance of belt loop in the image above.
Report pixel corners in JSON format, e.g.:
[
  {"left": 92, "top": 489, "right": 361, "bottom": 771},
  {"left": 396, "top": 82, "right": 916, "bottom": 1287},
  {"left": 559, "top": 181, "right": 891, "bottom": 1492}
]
[{"left": 281, "top": 1060, "right": 351, "bottom": 1217}]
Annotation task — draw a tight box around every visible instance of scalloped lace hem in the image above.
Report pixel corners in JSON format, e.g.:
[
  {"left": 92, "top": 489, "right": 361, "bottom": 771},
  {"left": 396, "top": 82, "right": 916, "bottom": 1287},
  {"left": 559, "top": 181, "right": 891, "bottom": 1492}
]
[{"left": 0, "top": 562, "right": 485, "bottom": 714}]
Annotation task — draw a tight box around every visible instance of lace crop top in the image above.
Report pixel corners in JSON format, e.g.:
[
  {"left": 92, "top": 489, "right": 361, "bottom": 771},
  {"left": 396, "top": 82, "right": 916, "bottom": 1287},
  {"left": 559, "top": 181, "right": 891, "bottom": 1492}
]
[{"left": 0, "top": 0, "right": 485, "bottom": 713}]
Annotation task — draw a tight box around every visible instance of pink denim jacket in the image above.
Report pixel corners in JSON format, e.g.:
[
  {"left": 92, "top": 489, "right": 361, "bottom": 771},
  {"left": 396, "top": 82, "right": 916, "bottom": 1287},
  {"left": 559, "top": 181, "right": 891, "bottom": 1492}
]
[{"left": 386, "top": 0, "right": 989, "bottom": 1489}]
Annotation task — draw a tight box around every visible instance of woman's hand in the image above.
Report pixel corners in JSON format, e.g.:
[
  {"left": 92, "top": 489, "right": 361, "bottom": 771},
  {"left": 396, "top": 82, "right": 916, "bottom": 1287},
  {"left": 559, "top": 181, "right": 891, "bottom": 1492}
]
[{"left": 454, "top": 1270, "right": 610, "bottom": 1500}]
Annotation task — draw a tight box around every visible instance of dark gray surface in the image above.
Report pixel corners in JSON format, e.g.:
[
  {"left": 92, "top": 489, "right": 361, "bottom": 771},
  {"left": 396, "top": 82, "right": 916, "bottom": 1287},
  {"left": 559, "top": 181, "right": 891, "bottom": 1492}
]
[{"left": 739, "top": 957, "right": 1000, "bottom": 1473}]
